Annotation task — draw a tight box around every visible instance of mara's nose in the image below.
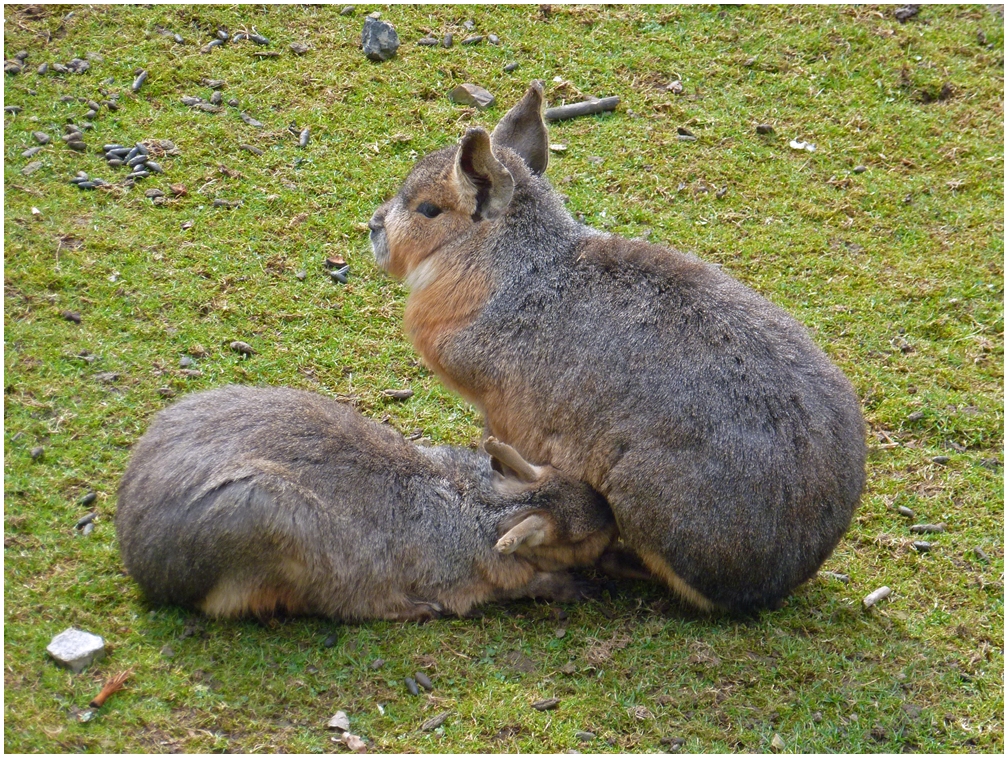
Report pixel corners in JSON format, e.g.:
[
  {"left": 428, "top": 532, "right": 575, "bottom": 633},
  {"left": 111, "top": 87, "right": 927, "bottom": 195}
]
[{"left": 368, "top": 209, "right": 385, "bottom": 232}]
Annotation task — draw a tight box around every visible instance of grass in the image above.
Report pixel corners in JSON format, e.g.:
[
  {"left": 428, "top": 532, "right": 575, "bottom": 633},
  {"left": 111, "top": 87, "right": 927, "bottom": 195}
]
[{"left": 4, "top": 3, "right": 1003, "bottom": 753}]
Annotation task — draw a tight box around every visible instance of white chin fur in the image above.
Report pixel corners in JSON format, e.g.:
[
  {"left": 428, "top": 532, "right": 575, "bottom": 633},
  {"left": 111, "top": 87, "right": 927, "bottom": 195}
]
[
  {"left": 370, "top": 231, "right": 390, "bottom": 270},
  {"left": 404, "top": 258, "right": 438, "bottom": 292}
]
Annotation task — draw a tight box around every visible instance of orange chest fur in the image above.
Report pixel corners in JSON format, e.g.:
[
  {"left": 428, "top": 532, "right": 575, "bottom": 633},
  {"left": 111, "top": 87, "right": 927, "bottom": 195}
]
[{"left": 403, "top": 268, "right": 492, "bottom": 401}]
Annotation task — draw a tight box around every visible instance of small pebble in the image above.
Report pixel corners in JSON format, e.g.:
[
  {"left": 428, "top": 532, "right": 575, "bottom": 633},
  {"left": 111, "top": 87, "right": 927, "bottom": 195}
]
[
  {"left": 32, "top": 130, "right": 50, "bottom": 144},
  {"left": 84, "top": 108, "right": 98, "bottom": 119},
  {"left": 209, "top": 90, "right": 222, "bottom": 105},
  {"left": 290, "top": 42, "right": 310, "bottom": 55},
  {"left": 503, "top": 62, "right": 519, "bottom": 72},
  {"left": 575, "top": 731, "right": 595, "bottom": 742},
  {"left": 21, "top": 146, "right": 42, "bottom": 158},
  {"left": 912, "top": 541, "right": 932, "bottom": 552},
  {"left": 61, "top": 131, "right": 83, "bottom": 142},
  {"left": 370, "top": 658, "right": 384, "bottom": 669},
  {"left": 5, "top": 61, "right": 23, "bottom": 75},
  {"left": 61, "top": 310, "right": 82, "bottom": 323},
  {"left": 417, "top": 37, "right": 439, "bottom": 46},
  {"left": 327, "top": 710, "right": 350, "bottom": 731},
  {"left": 146, "top": 161, "right": 163, "bottom": 173},
  {"left": 461, "top": 35, "right": 484, "bottom": 45},
  {"left": 330, "top": 265, "right": 350, "bottom": 284},
  {"left": 323, "top": 632, "right": 339, "bottom": 648},
  {"left": 404, "top": 677, "right": 419, "bottom": 696},
  {"left": 421, "top": 711, "right": 450, "bottom": 731},
  {"left": 932, "top": 455, "right": 950, "bottom": 465},
  {"left": 132, "top": 69, "right": 147, "bottom": 92},
  {"left": 488, "top": 34, "right": 500, "bottom": 44},
  {"left": 853, "top": 165, "right": 867, "bottom": 173},
  {"left": 37, "top": 62, "right": 48, "bottom": 75},
  {"left": 295, "top": 269, "right": 307, "bottom": 280},
  {"left": 907, "top": 410, "right": 924, "bottom": 421},
  {"left": 145, "top": 188, "right": 165, "bottom": 199},
  {"left": 80, "top": 491, "right": 97, "bottom": 507},
  {"left": 443, "top": 33, "right": 453, "bottom": 48},
  {"left": 414, "top": 671, "right": 433, "bottom": 691},
  {"left": 30, "top": 446, "right": 44, "bottom": 460},
  {"left": 217, "top": 29, "right": 230, "bottom": 41},
  {"left": 67, "top": 140, "right": 87, "bottom": 152},
  {"left": 909, "top": 523, "right": 945, "bottom": 534},
  {"left": 298, "top": 126, "right": 310, "bottom": 148},
  {"left": 341, "top": 6, "right": 356, "bottom": 15},
  {"left": 863, "top": 585, "right": 891, "bottom": 608},
  {"left": 81, "top": 522, "right": 94, "bottom": 536},
  {"left": 21, "top": 160, "right": 42, "bottom": 176},
  {"left": 897, "top": 505, "right": 915, "bottom": 518},
  {"left": 75, "top": 512, "right": 97, "bottom": 529},
  {"left": 229, "top": 340, "right": 254, "bottom": 356},
  {"left": 240, "top": 112, "right": 264, "bottom": 128},
  {"left": 174, "top": 33, "right": 184, "bottom": 44},
  {"left": 532, "top": 697, "right": 561, "bottom": 712},
  {"left": 227, "top": 98, "right": 239, "bottom": 108},
  {"left": 249, "top": 33, "right": 270, "bottom": 45},
  {"left": 463, "top": 19, "right": 475, "bottom": 30}
]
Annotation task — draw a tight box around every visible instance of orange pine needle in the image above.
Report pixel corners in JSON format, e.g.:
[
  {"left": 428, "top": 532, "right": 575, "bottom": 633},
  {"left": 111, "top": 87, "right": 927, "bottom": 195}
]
[{"left": 89, "top": 668, "right": 133, "bottom": 708}]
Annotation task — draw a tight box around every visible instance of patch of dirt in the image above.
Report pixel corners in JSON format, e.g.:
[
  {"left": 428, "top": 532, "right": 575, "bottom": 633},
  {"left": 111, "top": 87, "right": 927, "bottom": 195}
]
[
  {"left": 500, "top": 650, "right": 537, "bottom": 674},
  {"left": 584, "top": 632, "right": 630, "bottom": 666}
]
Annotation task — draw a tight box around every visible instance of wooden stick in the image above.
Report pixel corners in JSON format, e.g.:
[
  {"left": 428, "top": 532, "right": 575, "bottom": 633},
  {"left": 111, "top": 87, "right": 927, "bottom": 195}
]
[
  {"left": 545, "top": 96, "right": 620, "bottom": 122},
  {"left": 89, "top": 668, "right": 133, "bottom": 708}
]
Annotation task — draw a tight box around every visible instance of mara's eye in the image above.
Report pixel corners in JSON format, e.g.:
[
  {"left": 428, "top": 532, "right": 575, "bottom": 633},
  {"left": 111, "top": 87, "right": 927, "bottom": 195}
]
[{"left": 415, "top": 201, "right": 442, "bottom": 219}]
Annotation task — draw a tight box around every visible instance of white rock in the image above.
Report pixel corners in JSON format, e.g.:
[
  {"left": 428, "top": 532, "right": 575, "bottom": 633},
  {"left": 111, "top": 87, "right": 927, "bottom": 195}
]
[
  {"left": 47, "top": 628, "right": 105, "bottom": 673},
  {"left": 327, "top": 710, "right": 350, "bottom": 732}
]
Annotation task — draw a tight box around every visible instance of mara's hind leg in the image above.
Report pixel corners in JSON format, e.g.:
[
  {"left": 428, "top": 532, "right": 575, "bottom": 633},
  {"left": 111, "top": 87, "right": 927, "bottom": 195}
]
[
  {"left": 200, "top": 556, "right": 313, "bottom": 620},
  {"left": 379, "top": 599, "right": 443, "bottom": 623},
  {"left": 636, "top": 549, "right": 720, "bottom": 613},
  {"left": 596, "top": 543, "right": 657, "bottom": 582},
  {"left": 496, "top": 571, "right": 601, "bottom": 603}
]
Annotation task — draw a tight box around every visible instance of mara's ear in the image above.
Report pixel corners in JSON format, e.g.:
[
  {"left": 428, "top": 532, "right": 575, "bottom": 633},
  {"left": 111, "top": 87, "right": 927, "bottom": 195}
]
[
  {"left": 484, "top": 437, "right": 546, "bottom": 483},
  {"left": 453, "top": 127, "right": 515, "bottom": 221},
  {"left": 495, "top": 513, "right": 553, "bottom": 554},
  {"left": 490, "top": 80, "right": 549, "bottom": 175}
]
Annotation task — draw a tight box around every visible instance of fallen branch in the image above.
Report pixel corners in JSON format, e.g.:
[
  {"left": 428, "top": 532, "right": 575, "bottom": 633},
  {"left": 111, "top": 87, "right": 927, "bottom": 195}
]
[{"left": 545, "top": 96, "right": 620, "bottom": 122}]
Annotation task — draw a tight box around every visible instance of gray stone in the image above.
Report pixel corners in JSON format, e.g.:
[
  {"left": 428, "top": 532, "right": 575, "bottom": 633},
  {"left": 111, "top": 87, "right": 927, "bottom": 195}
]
[
  {"left": 361, "top": 17, "right": 399, "bottom": 62},
  {"left": 47, "top": 628, "right": 106, "bottom": 673},
  {"left": 448, "top": 83, "right": 495, "bottom": 109},
  {"left": 575, "top": 731, "right": 596, "bottom": 742}
]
